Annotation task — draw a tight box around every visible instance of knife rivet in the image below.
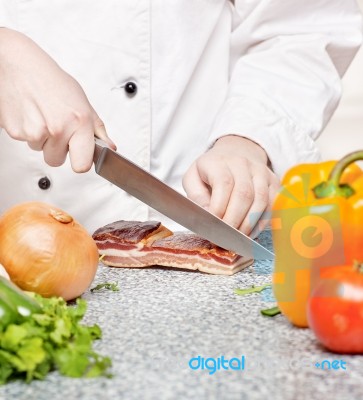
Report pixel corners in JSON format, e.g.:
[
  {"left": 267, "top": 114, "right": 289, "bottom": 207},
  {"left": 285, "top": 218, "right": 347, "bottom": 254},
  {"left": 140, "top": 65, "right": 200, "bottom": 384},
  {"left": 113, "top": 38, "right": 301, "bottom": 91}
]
[
  {"left": 38, "top": 176, "right": 51, "bottom": 190},
  {"left": 124, "top": 81, "right": 137, "bottom": 95}
]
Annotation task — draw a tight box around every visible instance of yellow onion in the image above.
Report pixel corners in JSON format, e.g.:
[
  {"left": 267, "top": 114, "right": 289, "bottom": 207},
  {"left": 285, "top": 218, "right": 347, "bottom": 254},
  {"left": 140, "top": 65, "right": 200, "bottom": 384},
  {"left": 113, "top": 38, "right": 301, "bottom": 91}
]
[{"left": 0, "top": 201, "right": 99, "bottom": 300}]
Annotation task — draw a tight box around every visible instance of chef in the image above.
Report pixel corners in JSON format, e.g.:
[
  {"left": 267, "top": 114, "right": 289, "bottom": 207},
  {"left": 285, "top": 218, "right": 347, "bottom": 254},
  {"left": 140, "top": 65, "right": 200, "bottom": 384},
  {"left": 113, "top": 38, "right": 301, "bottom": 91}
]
[{"left": 0, "top": 1, "right": 361, "bottom": 235}]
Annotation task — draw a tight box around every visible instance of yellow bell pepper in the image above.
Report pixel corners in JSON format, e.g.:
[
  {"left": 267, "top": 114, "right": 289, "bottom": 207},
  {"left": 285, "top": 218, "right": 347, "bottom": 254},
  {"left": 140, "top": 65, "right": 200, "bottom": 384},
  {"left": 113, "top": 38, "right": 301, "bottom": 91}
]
[{"left": 272, "top": 151, "right": 363, "bottom": 327}]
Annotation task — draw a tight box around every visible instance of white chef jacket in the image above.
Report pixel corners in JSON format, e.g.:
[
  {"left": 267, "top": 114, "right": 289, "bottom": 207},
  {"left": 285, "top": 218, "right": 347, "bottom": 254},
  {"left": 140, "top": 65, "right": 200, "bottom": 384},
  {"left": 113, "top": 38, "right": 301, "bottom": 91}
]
[{"left": 0, "top": 0, "right": 362, "bottom": 233}]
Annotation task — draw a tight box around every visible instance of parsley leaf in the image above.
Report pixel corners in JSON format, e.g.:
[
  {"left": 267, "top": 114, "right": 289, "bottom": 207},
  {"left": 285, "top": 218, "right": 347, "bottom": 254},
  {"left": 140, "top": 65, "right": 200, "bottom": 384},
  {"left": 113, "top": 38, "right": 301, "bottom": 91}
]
[
  {"left": 234, "top": 283, "right": 271, "bottom": 296},
  {"left": 0, "top": 294, "right": 112, "bottom": 385},
  {"left": 90, "top": 282, "right": 119, "bottom": 293},
  {"left": 260, "top": 306, "right": 281, "bottom": 317}
]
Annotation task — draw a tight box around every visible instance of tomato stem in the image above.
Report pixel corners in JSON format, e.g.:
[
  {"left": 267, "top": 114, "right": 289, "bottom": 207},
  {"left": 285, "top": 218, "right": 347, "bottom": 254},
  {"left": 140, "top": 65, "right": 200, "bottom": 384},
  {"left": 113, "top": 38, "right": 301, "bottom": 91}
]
[{"left": 313, "top": 150, "right": 363, "bottom": 199}]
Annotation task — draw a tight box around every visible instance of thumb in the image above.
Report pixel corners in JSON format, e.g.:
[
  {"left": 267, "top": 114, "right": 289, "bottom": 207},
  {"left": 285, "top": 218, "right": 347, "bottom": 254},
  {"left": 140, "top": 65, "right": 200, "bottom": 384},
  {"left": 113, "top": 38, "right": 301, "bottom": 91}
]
[
  {"left": 182, "top": 162, "right": 211, "bottom": 209},
  {"left": 93, "top": 111, "right": 117, "bottom": 151}
]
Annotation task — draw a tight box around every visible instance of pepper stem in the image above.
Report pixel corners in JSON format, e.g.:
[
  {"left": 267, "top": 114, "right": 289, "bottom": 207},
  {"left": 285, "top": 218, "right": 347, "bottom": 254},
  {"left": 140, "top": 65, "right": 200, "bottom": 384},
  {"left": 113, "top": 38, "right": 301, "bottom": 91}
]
[
  {"left": 313, "top": 150, "right": 363, "bottom": 199},
  {"left": 353, "top": 260, "right": 363, "bottom": 274}
]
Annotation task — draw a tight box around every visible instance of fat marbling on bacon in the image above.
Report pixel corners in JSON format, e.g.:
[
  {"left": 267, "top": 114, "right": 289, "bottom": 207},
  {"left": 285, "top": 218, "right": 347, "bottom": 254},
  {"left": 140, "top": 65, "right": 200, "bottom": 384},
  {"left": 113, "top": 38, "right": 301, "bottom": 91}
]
[{"left": 92, "top": 220, "right": 253, "bottom": 275}]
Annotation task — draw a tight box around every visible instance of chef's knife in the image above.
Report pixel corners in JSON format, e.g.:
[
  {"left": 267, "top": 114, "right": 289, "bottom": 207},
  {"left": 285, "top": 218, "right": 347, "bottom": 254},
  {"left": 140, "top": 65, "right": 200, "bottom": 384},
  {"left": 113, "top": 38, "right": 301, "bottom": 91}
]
[{"left": 93, "top": 139, "right": 274, "bottom": 260}]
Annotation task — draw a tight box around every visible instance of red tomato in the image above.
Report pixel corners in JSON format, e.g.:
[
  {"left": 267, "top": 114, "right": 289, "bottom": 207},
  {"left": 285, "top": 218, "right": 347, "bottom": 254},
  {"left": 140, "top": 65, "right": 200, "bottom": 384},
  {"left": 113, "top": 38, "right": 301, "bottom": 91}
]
[{"left": 307, "top": 264, "right": 363, "bottom": 354}]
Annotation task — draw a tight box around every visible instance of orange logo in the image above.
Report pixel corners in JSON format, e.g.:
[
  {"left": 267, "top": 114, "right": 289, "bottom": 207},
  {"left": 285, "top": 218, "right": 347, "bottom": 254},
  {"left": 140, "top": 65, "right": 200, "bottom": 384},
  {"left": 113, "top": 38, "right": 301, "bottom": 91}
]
[{"left": 290, "top": 215, "right": 334, "bottom": 259}]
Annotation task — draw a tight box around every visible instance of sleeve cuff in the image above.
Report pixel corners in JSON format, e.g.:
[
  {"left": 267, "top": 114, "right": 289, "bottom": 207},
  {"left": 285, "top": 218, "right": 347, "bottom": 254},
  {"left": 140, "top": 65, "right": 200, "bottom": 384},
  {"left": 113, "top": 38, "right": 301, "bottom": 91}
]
[{"left": 208, "top": 96, "right": 322, "bottom": 178}]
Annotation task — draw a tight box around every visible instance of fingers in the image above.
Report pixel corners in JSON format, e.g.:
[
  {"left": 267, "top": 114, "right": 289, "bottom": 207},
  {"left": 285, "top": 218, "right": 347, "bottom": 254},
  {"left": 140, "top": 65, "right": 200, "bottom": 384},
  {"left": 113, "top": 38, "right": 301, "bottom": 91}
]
[
  {"left": 237, "top": 166, "right": 270, "bottom": 235},
  {"left": 41, "top": 116, "right": 95, "bottom": 172},
  {"left": 217, "top": 162, "right": 254, "bottom": 230},
  {"left": 186, "top": 152, "right": 280, "bottom": 238},
  {"left": 207, "top": 162, "right": 269, "bottom": 236},
  {"left": 207, "top": 176, "right": 234, "bottom": 218},
  {"left": 26, "top": 128, "right": 48, "bottom": 151},
  {"left": 67, "top": 110, "right": 116, "bottom": 172},
  {"left": 239, "top": 169, "right": 280, "bottom": 237},
  {"left": 65, "top": 110, "right": 115, "bottom": 172},
  {"left": 15, "top": 103, "right": 49, "bottom": 151},
  {"left": 64, "top": 109, "right": 115, "bottom": 173},
  {"left": 26, "top": 108, "right": 113, "bottom": 173},
  {"left": 67, "top": 122, "right": 96, "bottom": 172},
  {"left": 182, "top": 162, "right": 211, "bottom": 209},
  {"left": 42, "top": 134, "right": 68, "bottom": 167},
  {"left": 249, "top": 180, "right": 280, "bottom": 238},
  {"left": 199, "top": 159, "right": 234, "bottom": 218},
  {"left": 93, "top": 109, "right": 117, "bottom": 151}
]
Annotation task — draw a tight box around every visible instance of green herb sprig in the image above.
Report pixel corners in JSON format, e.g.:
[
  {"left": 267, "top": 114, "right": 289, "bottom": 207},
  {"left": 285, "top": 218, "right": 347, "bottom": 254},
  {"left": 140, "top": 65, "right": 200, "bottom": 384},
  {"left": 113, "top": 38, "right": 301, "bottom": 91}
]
[
  {"left": 90, "top": 282, "right": 119, "bottom": 293},
  {"left": 260, "top": 306, "right": 281, "bottom": 317},
  {"left": 0, "top": 294, "right": 112, "bottom": 385},
  {"left": 234, "top": 283, "right": 271, "bottom": 296},
  {"left": 234, "top": 283, "right": 281, "bottom": 318}
]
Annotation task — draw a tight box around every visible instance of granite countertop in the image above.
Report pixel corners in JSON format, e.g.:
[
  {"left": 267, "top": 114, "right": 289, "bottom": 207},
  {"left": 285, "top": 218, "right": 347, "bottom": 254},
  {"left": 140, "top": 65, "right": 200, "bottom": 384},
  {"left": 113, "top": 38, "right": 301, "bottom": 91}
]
[{"left": 0, "top": 231, "right": 362, "bottom": 400}]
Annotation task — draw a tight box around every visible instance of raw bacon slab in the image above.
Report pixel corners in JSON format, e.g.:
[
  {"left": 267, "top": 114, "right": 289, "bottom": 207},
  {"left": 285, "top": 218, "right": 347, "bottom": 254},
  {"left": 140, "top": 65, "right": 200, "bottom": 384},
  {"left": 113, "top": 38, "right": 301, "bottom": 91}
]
[
  {"left": 92, "top": 220, "right": 253, "bottom": 275},
  {"left": 148, "top": 233, "right": 253, "bottom": 275},
  {"left": 92, "top": 220, "right": 173, "bottom": 266}
]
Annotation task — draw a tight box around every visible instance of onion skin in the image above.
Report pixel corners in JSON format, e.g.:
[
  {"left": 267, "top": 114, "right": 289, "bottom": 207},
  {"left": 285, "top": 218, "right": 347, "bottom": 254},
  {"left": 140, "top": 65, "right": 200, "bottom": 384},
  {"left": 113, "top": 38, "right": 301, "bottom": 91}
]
[{"left": 0, "top": 202, "right": 99, "bottom": 300}]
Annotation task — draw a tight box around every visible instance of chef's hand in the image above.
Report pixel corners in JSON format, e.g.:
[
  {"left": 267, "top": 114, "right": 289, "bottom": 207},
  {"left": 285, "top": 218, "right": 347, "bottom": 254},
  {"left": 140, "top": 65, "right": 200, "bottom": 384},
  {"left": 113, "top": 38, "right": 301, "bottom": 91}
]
[
  {"left": 0, "top": 28, "right": 115, "bottom": 172},
  {"left": 183, "top": 135, "right": 281, "bottom": 237}
]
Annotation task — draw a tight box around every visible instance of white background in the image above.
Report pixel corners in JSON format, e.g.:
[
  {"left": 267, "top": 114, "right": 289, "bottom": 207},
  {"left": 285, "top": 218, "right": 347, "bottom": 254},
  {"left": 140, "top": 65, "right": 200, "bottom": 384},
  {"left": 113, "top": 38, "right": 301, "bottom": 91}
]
[{"left": 316, "top": 0, "right": 363, "bottom": 160}]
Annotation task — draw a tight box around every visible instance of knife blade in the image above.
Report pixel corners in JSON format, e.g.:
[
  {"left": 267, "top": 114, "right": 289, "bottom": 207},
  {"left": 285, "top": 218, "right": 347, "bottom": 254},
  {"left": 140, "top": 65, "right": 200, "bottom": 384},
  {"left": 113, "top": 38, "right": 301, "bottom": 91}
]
[{"left": 93, "top": 139, "right": 274, "bottom": 260}]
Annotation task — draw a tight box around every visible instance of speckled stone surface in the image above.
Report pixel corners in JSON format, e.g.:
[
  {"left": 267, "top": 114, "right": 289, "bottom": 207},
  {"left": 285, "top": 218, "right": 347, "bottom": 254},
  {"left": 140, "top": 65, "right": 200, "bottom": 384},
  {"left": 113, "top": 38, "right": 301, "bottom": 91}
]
[{"left": 1, "top": 231, "right": 362, "bottom": 400}]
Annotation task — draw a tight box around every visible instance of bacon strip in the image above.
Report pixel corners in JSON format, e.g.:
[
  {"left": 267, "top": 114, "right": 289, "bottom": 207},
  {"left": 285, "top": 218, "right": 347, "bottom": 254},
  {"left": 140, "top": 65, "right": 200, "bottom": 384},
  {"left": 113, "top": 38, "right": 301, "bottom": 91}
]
[{"left": 92, "top": 220, "right": 253, "bottom": 275}]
